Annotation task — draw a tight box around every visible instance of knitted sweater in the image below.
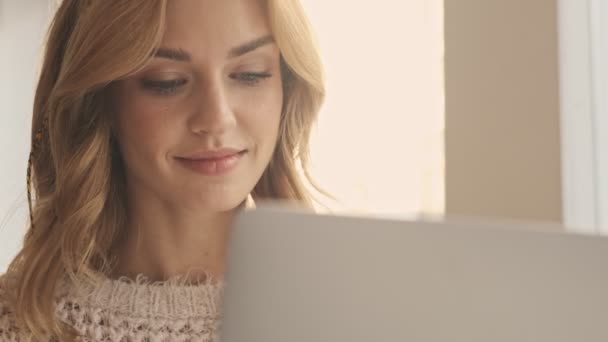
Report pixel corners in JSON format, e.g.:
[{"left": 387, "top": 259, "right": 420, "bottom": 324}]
[{"left": 0, "top": 272, "right": 224, "bottom": 341}]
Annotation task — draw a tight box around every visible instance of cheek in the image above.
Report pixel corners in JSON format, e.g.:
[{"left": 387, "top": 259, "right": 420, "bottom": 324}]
[
  {"left": 240, "top": 87, "right": 283, "bottom": 156},
  {"left": 114, "top": 90, "right": 182, "bottom": 169}
]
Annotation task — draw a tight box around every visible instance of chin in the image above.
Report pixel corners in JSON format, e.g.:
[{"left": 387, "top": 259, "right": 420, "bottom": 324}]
[
  {"left": 186, "top": 187, "right": 248, "bottom": 213},
  {"left": 206, "top": 200, "right": 244, "bottom": 213}
]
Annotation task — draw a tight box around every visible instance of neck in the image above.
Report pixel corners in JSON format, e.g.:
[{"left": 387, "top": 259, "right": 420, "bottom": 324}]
[{"left": 112, "top": 192, "right": 245, "bottom": 283}]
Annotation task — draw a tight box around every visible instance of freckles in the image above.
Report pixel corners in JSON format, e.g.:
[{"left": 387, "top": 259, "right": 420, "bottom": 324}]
[
  {"left": 120, "top": 99, "right": 176, "bottom": 159},
  {"left": 239, "top": 101, "right": 279, "bottom": 132},
  {"left": 130, "top": 99, "right": 173, "bottom": 134},
  {"left": 243, "top": 87, "right": 283, "bottom": 118}
]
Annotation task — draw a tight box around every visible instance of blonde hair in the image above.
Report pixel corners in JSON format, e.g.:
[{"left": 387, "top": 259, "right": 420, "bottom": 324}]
[{"left": 3, "top": 0, "right": 325, "bottom": 339}]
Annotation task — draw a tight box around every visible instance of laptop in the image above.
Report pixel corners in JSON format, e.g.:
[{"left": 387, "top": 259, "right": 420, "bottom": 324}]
[{"left": 219, "top": 204, "right": 608, "bottom": 342}]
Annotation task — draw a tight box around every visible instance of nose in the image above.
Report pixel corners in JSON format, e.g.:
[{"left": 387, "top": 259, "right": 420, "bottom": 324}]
[{"left": 188, "top": 78, "right": 236, "bottom": 135}]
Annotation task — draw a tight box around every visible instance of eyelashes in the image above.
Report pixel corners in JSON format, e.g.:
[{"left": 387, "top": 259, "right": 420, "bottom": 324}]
[
  {"left": 235, "top": 72, "right": 272, "bottom": 87},
  {"left": 141, "top": 79, "right": 188, "bottom": 95},
  {"left": 140, "top": 72, "right": 273, "bottom": 95}
]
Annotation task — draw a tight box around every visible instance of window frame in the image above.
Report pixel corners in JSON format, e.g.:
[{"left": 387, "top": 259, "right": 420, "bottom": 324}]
[{"left": 558, "top": 0, "right": 608, "bottom": 234}]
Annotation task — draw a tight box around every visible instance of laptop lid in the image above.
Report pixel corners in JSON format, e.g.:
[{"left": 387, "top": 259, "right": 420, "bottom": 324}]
[{"left": 220, "top": 205, "right": 608, "bottom": 342}]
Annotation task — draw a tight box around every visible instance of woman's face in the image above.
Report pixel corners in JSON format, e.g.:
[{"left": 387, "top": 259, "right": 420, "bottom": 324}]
[{"left": 112, "top": 0, "right": 283, "bottom": 212}]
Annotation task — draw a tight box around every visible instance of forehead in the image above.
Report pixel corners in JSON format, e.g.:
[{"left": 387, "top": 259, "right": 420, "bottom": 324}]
[{"left": 163, "top": 0, "right": 271, "bottom": 56}]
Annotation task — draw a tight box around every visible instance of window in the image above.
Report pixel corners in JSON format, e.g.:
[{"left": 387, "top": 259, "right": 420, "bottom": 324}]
[{"left": 302, "top": 0, "right": 445, "bottom": 217}]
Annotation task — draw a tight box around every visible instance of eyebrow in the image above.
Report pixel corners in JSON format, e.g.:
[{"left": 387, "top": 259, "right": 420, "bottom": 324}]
[
  {"left": 153, "top": 48, "right": 191, "bottom": 61},
  {"left": 227, "top": 34, "right": 274, "bottom": 58},
  {"left": 152, "top": 34, "right": 275, "bottom": 62}
]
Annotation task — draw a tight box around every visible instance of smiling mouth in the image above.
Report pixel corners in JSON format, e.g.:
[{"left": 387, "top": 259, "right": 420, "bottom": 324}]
[{"left": 175, "top": 150, "right": 247, "bottom": 176}]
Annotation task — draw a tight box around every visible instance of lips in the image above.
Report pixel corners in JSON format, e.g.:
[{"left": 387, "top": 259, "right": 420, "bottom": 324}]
[
  {"left": 176, "top": 149, "right": 247, "bottom": 176},
  {"left": 181, "top": 148, "right": 245, "bottom": 160}
]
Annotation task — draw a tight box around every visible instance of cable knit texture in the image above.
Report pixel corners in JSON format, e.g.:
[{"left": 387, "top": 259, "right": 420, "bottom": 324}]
[{"left": 0, "top": 271, "right": 225, "bottom": 341}]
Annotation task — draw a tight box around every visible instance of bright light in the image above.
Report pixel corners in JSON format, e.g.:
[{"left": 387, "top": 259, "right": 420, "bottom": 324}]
[{"left": 302, "top": 0, "right": 445, "bottom": 217}]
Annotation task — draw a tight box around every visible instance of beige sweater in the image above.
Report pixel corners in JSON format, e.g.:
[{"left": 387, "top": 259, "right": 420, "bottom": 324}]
[{"left": 0, "top": 272, "right": 224, "bottom": 341}]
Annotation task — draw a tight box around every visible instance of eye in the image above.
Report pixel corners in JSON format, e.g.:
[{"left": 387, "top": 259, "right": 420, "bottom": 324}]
[
  {"left": 141, "top": 79, "right": 188, "bottom": 95},
  {"left": 232, "top": 72, "right": 272, "bottom": 87}
]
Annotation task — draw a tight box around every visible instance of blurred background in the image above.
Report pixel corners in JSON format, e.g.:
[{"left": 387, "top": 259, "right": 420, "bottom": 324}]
[{"left": 0, "top": 0, "right": 604, "bottom": 271}]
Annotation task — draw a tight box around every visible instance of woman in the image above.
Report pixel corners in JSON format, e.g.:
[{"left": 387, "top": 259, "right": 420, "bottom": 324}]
[{"left": 0, "top": 0, "right": 324, "bottom": 340}]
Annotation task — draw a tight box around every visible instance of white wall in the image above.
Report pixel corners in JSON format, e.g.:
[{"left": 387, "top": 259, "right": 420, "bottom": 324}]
[{"left": 0, "top": 1, "right": 52, "bottom": 272}]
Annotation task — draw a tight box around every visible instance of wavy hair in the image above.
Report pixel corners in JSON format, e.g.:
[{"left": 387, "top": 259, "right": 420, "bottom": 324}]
[{"left": 2, "top": 0, "right": 325, "bottom": 339}]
